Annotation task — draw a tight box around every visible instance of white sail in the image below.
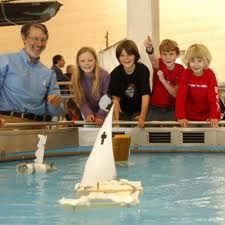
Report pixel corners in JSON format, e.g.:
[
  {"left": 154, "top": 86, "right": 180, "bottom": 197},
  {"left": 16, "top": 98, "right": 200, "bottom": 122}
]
[
  {"left": 98, "top": 40, "right": 121, "bottom": 73},
  {"left": 34, "top": 134, "right": 47, "bottom": 164},
  {"left": 80, "top": 105, "right": 116, "bottom": 187}
]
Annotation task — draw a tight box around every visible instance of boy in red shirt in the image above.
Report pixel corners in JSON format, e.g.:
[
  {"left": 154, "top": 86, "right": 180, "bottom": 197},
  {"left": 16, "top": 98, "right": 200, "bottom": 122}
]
[
  {"left": 144, "top": 36, "right": 184, "bottom": 120},
  {"left": 176, "top": 43, "right": 221, "bottom": 128}
]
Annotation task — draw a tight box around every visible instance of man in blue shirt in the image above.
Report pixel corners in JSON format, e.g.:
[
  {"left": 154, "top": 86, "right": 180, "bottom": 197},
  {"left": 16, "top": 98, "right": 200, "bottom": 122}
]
[{"left": 0, "top": 23, "right": 64, "bottom": 122}]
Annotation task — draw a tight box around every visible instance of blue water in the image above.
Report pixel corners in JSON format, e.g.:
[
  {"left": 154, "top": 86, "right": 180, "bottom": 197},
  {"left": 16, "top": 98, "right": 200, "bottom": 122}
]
[{"left": 1, "top": 153, "right": 225, "bottom": 225}]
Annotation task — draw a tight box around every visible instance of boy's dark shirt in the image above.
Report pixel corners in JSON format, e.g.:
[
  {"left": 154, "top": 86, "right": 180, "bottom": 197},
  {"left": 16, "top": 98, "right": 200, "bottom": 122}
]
[{"left": 108, "top": 63, "right": 150, "bottom": 116}]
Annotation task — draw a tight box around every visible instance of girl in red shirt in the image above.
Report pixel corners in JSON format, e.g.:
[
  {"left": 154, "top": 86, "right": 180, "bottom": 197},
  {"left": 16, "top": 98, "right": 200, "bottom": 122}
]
[{"left": 176, "top": 44, "right": 221, "bottom": 128}]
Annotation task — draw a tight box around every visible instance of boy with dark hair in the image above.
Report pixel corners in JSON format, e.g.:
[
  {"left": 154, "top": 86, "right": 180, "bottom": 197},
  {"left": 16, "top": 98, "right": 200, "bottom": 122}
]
[{"left": 108, "top": 39, "right": 150, "bottom": 128}]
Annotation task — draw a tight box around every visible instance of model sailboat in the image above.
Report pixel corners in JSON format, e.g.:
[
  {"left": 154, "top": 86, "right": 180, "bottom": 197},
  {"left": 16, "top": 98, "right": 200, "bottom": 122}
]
[
  {"left": 16, "top": 134, "right": 57, "bottom": 174},
  {"left": 59, "top": 95, "right": 143, "bottom": 208}
]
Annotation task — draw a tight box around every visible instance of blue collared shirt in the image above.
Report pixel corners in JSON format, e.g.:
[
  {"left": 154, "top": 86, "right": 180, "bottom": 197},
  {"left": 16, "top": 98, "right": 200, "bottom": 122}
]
[{"left": 0, "top": 49, "right": 64, "bottom": 116}]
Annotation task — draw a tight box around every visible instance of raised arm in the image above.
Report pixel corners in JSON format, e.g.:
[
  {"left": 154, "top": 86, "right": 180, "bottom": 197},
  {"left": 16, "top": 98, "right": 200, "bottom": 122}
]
[{"left": 143, "top": 35, "right": 159, "bottom": 70}]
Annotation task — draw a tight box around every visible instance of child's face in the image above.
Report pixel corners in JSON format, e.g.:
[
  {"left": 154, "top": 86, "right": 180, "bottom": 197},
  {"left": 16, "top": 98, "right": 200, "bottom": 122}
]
[
  {"left": 160, "top": 50, "right": 177, "bottom": 71},
  {"left": 78, "top": 51, "right": 96, "bottom": 75},
  {"left": 119, "top": 49, "right": 135, "bottom": 71},
  {"left": 189, "top": 57, "right": 206, "bottom": 76}
]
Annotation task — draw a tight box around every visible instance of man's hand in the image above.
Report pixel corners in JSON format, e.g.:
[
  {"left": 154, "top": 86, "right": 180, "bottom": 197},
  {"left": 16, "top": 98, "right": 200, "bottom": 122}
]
[
  {"left": 0, "top": 118, "right": 6, "bottom": 126},
  {"left": 47, "top": 94, "right": 61, "bottom": 107}
]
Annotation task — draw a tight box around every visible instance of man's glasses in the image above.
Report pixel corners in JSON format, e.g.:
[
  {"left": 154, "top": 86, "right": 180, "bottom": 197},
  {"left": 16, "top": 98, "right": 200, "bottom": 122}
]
[{"left": 27, "top": 36, "right": 48, "bottom": 44}]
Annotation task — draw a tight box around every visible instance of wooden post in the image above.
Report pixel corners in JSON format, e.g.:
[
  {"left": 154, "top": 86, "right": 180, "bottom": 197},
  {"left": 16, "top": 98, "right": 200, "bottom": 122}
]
[{"left": 112, "top": 134, "right": 131, "bottom": 161}]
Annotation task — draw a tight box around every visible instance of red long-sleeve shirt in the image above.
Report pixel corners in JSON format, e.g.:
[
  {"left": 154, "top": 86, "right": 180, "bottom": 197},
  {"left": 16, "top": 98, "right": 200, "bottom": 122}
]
[
  {"left": 176, "top": 68, "right": 221, "bottom": 120},
  {"left": 150, "top": 59, "right": 184, "bottom": 107}
]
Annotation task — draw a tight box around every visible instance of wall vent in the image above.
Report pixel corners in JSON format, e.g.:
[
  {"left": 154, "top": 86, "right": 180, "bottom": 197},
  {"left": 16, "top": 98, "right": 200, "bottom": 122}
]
[
  {"left": 148, "top": 132, "right": 171, "bottom": 143},
  {"left": 182, "top": 132, "right": 205, "bottom": 143}
]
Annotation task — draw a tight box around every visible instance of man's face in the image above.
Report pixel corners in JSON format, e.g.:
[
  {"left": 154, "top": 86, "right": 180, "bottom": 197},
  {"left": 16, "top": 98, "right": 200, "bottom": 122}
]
[
  {"left": 22, "top": 26, "right": 48, "bottom": 60},
  {"left": 58, "top": 57, "right": 65, "bottom": 68}
]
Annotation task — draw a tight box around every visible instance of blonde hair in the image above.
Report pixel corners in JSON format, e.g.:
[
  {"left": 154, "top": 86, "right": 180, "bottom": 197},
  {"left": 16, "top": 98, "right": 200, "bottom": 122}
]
[
  {"left": 159, "top": 39, "right": 180, "bottom": 55},
  {"left": 71, "top": 46, "right": 101, "bottom": 106},
  {"left": 183, "top": 43, "right": 212, "bottom": 68},
  {"left": 66, "top": 64, "right": 75, "bottom": 74}
]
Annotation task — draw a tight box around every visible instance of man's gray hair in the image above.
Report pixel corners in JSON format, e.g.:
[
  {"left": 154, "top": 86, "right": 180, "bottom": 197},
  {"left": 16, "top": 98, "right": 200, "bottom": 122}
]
[{"left": 21, "top": 22, "right": 49, "bottom": 39}]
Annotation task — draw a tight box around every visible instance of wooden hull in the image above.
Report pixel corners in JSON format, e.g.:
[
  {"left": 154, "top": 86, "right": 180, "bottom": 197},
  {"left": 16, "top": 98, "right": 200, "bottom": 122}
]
[
  {"left": 59, "top": 180, "right": 143, "bottom": 209},
  {"left": 76, "top": 180, "right": 143, "bottom": 195},
  {"left": 16, "top": 162, "right": 57, "bottom": 174}
]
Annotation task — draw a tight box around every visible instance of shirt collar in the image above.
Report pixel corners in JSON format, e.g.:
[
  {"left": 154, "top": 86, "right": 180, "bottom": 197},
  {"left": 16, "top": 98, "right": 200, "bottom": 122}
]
[{"left": 20, "top": 49, "right": 40, "bottom": 64}]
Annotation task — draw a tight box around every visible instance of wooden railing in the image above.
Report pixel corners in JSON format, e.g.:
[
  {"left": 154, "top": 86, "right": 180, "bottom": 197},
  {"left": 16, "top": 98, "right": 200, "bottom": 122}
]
[
  {"left": 57, "top": 81, "right": 74, "bottom": 98},
  {"left": 1, "top": 120, "right": 225, "bottom": 129}
]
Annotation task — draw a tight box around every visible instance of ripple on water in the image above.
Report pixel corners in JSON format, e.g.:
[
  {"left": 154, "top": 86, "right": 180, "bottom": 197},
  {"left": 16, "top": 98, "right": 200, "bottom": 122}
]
[{"left": 1, "top": 154, "right": 225, "bottom": 225}]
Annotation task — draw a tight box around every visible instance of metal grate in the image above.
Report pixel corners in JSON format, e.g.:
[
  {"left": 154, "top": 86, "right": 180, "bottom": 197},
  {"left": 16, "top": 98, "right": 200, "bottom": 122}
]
[
  {"left": 182, "top": 132, "right": 205, "bottom": 143},
  {"left": 148, "top": 132, "right": 171, "bottom": 143}
]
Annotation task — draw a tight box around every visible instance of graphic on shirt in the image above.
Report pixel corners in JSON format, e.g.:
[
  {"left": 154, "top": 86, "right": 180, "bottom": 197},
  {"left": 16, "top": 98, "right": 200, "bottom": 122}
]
[
  {"left": 188, "top": 83, "right": 208, "bottom": 88},
  {"left": 125, "top": 84, "right": 135, "bottom": 98},
  {"left": 214, "top": 86, "right": 220, "bottom": 111},
  {"left": 214, "top": 86, "right": 219, "bottom": 95}
]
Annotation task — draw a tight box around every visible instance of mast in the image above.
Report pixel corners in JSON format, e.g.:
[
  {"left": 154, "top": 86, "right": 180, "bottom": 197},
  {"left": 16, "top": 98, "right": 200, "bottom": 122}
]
[{"left": 104, "top": 30, "right": 109, "bottom": 48}]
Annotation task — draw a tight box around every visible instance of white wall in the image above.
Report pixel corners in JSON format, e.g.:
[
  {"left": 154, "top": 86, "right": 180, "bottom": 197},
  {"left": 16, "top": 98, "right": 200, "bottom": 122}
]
[
  {"left": 160, "top": 0, "right": 225, "bottom": 82},
  {"left": 127, "top": 0, "right": 159, "bottom": 67}
]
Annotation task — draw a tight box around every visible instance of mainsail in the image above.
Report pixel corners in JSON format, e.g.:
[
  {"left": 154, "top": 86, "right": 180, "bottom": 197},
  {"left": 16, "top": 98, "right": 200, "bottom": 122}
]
[
  {"left": 34, "top": 134, "right": 47, "bottom": 164},
  {"left": 59, "top": 101, "right": 143, "bottom": 208},
  {"left": 80, "top": 105, "right": 116, "bottom": 187}
]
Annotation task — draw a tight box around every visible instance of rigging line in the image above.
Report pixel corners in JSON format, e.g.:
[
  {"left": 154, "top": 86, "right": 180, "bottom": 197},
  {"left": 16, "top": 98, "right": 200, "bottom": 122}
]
[
  {"left": 1, "top": 2, "right": 19, "bottom": 25},
  {"left": 115, "top": 178, "right": 137, "bottom": 193}
]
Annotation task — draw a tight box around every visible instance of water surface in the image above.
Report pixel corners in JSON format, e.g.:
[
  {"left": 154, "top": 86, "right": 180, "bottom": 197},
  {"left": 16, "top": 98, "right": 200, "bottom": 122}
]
[{"left": 1, "top": 153, "right": 225, "bottom": 225}]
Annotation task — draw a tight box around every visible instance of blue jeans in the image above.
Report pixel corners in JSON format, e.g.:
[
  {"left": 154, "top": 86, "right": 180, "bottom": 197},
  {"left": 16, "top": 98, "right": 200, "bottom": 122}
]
[{"left": 146, "top": 105, "right": 175, "bottom": 121}]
